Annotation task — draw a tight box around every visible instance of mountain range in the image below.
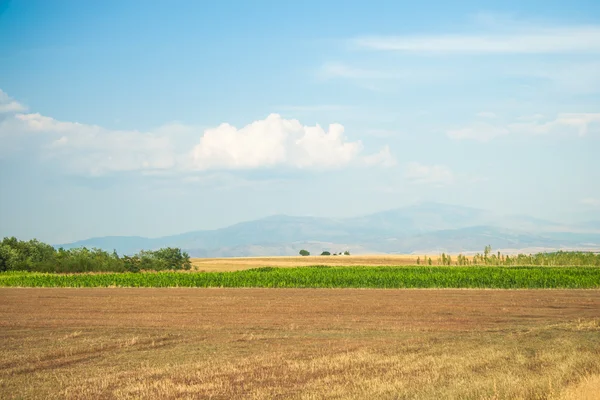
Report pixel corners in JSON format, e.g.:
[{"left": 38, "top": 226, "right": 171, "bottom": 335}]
[{"left": 56, "top": 202, "right": 600, "bottom": 257}]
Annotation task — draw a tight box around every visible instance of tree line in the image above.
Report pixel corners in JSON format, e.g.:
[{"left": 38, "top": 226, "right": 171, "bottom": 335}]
[{"left": 0, "top": 237, "right": 191, "bottom": 273}]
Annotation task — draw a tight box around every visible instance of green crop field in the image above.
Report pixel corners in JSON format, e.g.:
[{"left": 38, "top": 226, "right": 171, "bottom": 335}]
[{"left": 2, "top": 266, "right": 600, "bottom": 289}]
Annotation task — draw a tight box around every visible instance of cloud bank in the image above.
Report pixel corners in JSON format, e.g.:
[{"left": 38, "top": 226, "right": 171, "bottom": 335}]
[{"left": 0, "top": 90, "right": 394, "bottom": 175}]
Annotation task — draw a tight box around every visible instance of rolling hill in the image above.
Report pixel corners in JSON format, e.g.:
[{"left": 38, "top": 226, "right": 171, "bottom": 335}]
[{"left": 56, "top": 202, "right": 600, "bottom": 256}]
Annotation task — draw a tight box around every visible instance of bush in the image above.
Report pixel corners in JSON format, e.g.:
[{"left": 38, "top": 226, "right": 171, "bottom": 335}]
[
  {"left": 320, "top": 251, "right": 331, "bottom": 256},
  {"left": 299, "top": 249, "right": 310, "bottom": 256}
]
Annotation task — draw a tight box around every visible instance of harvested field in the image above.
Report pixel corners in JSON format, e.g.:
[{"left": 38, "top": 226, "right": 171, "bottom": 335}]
[
  {"left": 190, "top": 255, "right": 432, "bottom": 271},
  {"left": 1, "top": 288, "right": 600, "bottom": 399}
]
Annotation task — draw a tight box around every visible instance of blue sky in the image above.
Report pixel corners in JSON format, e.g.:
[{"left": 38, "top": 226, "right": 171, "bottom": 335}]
[{"left": 1, "top": 0, "right": 599, "bottom": 243}]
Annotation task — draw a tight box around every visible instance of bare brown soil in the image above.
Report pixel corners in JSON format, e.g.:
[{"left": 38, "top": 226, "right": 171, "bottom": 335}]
[
  {"left": 191, "top": 254, "right": 439, "bottom": 271},
  {"left": 1, "top": 288, "right": 600, "bottom": 399}
]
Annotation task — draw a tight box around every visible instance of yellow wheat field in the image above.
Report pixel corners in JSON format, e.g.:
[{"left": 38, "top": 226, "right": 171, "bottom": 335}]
[{"left": 190, "top": 254, "right": 444, "bottom": 272}]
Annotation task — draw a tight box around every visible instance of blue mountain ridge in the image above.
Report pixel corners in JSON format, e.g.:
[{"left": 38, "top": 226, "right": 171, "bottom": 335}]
[{"left": 55, "top": 202, "right": 600, "bottom": 256}]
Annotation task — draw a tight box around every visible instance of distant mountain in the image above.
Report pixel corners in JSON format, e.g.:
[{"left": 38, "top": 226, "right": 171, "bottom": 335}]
[
  {"left": 56, "top": 236, "right": 155, "bottom": 255},
  {"left": 56, "top": 202, "right": 600, "bottom": 256}
]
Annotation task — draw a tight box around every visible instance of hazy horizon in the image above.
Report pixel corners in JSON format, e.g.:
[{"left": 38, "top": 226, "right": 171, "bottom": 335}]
[
  {"left": 51, "top": 200, "right": 600, "bottom": 245},
  {"left": 1, "top": 1, "right": 599, "bottom": 244}
]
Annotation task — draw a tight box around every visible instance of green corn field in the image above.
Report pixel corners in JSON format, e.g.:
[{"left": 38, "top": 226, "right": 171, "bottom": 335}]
[{"left": 1, "top": 266, "right": 599, "bottom": 289}]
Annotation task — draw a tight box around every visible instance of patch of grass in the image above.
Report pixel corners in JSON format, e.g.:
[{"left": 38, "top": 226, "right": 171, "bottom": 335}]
[{"left": 1, "top": 266, "right": 600, "bottom": 288}]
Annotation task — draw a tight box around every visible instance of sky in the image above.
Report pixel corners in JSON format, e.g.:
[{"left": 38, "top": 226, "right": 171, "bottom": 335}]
[{"left": 1, "top": 0, "right": 600, "bottom": 243}]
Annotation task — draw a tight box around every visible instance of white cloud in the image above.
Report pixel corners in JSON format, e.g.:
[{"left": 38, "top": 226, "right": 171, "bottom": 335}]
[
  {"left": 0, "top": 99, "right": 184, "bottom": 174},
  {"left": 354, "top": 26, "right": 600, "bottom": 54},
  {"left": 16, "top": 113, "right": 177, "bottom": 175},
  {"left": 0, "top": 89, "right": 27, "bottom": 113},
  {"left": 16, "top": 113, "right": 102, "bottom": 134},
  {"left": 405, "top": 162, "right": 454, "bottom": 186},
  {"left": 0, "top": 90, "right": 394, "bottom": 174},
  {"left": 448, "top": 113, "right": 600, "bottom": 141},
  {"left": 191, "top": 114, "right": 366, "bottom": 170},
  {"left": 363, "top": 145, "right": 396, "bottom": 167}
]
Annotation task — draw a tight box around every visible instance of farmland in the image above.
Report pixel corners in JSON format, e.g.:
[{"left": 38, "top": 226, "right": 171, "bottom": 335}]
[
  {"left": 190, "top": 251, "right": 600, "bottom": 272},
  {"left": 2, "top": 250, "right": 600, "bottom": 399},
  {"left": 2, "top": 265, "right": 600, "bottom": 289},
  {"left": 1, "top": 288, "right": 600, "bottom": 399},
  {"left": 190, "top": 254, "right": 430, "bottom": 271}
]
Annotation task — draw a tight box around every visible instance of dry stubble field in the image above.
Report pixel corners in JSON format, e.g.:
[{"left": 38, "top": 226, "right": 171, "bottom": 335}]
[
  {"left": 191, "top": 255, "right": 434, "bottom": 272},
  {"left": 1, "top": 288, "right": 600, "bottom": 399}
]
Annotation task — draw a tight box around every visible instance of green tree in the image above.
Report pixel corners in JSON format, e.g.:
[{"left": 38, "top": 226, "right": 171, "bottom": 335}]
[
  {"left": 0, "top": 244, "right": 19, "bottom": 272},
  {"left": 149, "top": 247, "right": 191, "bottom": 270},
  {"left": 299, "top": 249, "right": 310, "bottom": 256},
  {"left": 484, "top": 245, "right": 492, "bottom": 262},
  {"left": 343, "top": 251, "right": 350, "bottom": 255},
  {"left": 123, "top": 255, "right": 141, "bottom": 273},
  {"left": 320, "top": 251, "right": 331, "bottom": 256}
]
